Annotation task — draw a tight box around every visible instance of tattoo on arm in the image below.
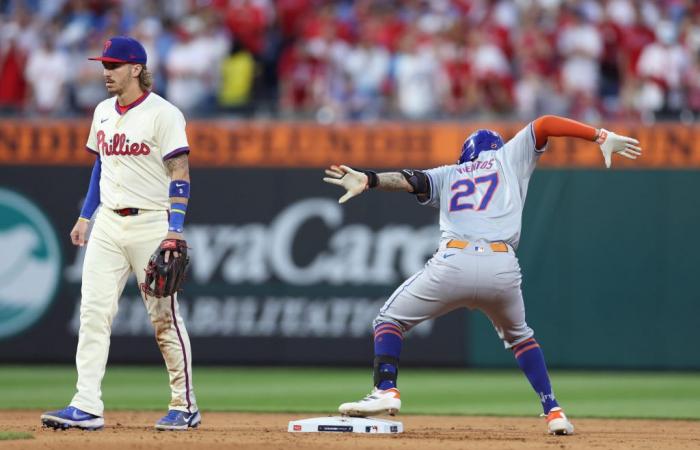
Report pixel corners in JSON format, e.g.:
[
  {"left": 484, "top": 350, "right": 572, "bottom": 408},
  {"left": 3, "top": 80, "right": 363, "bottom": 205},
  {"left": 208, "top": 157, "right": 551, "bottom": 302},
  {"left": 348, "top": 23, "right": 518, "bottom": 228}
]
[
  {"left": 166, "top": 154, "right": 190, "bottom": 205},
  {"left": 377, "top": 172, "right": 413, "bottom": 192},
  {"left": 165, "top": 154, "right": 190, "bottom": 179}
]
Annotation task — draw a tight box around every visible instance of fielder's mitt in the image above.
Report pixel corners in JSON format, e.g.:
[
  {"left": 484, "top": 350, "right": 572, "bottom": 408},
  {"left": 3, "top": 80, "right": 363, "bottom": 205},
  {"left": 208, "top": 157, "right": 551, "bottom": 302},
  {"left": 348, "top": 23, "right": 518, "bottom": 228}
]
[{"left": 141, "top": 239, "right": 189, "bottom": 298}]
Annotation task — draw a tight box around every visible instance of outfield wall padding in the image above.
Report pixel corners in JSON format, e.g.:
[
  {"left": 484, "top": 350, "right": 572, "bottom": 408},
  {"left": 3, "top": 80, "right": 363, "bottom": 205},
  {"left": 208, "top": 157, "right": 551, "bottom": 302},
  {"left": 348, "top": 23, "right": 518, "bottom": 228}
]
[{"left": 0, "top": 166, "right": 697, "bottom": 369}]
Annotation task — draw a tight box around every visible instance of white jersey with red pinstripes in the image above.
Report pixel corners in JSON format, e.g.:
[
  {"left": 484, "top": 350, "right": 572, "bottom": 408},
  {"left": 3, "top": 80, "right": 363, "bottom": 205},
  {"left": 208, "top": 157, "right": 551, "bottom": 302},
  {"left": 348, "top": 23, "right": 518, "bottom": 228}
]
[
  {"left": 86, "top": 91, "right": 189, "bottom": 211},
  {"left": 420, "top": 123, "right": 547, "bottom": 249}
]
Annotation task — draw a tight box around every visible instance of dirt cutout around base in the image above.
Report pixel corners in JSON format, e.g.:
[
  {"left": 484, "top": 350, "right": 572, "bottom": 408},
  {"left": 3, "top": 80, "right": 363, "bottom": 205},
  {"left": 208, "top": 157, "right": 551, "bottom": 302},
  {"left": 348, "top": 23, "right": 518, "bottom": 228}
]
[{"left": 1, "top": 411, "right": 698, "bottom": 450}]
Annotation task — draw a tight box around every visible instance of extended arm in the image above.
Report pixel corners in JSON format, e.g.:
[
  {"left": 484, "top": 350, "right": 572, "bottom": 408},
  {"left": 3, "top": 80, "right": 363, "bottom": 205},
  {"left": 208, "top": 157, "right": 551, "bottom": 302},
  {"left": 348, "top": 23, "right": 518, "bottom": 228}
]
[
  {"left": 532, "top": 115, "right": 642, "bottom": 168},
  {"left": 376, "top": 172, "right": 413, "bottom": 192},
  {"left": 323, "top": 165, "right": 429, "bottom": 204}
]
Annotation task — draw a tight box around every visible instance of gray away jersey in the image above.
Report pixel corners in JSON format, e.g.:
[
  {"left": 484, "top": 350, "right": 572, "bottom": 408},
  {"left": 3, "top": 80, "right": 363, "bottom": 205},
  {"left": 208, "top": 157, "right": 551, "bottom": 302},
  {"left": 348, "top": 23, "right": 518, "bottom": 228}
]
[{"left": 421, "top": 123, "right": 547, "bottom": 249}]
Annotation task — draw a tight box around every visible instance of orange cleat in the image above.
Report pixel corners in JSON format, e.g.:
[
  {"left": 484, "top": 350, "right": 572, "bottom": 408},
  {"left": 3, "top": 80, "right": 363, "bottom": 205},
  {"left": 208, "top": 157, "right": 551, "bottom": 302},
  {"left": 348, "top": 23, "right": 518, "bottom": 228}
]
[
  {"left": 338, "top": 387, "right": 401, "bottom": 417},
  {"left": 545, "top": 407, "right": 575, "bottom": 435}
]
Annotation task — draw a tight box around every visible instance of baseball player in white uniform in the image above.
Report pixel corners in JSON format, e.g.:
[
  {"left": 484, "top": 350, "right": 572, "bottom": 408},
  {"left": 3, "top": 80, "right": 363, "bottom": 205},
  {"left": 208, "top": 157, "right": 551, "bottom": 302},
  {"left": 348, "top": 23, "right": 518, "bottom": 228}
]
[
  {"left": 41, "top": 36, "right": 199, "bottom": 431},
  {"left": 324, "top": 115, "right": 641, "bottom": 435}
]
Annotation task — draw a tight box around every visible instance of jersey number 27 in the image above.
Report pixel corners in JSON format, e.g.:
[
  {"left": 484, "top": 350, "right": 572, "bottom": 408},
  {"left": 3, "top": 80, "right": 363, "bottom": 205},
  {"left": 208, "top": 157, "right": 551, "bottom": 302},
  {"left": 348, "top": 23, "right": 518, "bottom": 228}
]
[{"left": 449, "top": 172, "right": 499, "bottom": 211}]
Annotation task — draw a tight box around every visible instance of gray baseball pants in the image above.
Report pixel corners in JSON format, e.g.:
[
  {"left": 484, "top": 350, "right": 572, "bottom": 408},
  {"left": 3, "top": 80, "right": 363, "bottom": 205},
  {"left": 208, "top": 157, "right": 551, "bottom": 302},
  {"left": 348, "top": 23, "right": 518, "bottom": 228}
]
[{"left": 375, "top": 240, "right": 534, "bottom": 348}]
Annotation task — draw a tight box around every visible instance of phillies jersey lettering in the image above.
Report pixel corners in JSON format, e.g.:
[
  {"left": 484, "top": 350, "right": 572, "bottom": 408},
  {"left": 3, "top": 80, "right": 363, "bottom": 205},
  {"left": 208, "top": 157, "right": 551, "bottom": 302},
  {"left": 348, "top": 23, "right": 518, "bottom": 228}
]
[
  {"left": 86, "top": 92, "right": 189, "bottom": 210},
  {"left": 96, "top": 131, "right": 151, "bottom": 156},
  {"left": 420, "top": 123, "right": 546, "bottom": 249}
]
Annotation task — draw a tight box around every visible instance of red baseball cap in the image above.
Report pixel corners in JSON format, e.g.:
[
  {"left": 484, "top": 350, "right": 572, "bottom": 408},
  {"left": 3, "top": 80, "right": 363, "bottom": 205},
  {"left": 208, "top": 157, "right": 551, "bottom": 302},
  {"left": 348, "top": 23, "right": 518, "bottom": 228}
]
[{"left": 89, "top": 36, "right": 147, "bottom": 64}]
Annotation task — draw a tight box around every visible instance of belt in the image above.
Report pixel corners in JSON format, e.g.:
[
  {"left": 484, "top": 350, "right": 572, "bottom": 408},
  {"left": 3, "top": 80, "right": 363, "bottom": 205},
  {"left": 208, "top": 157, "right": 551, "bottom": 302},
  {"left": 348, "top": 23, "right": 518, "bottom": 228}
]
[
  {"left": 113, "top": 208, "right": 140, "bottom": 216},
  {"left": 446, "top": 239, "right": 509, "bottom": 253}
]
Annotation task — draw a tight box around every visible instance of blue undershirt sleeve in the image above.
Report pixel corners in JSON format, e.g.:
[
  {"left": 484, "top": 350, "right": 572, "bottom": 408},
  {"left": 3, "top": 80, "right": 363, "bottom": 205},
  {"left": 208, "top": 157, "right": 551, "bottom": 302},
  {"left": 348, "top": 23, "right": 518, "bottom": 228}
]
[{"left": 79, "top": 157, "right": 101, "bottom": 220}]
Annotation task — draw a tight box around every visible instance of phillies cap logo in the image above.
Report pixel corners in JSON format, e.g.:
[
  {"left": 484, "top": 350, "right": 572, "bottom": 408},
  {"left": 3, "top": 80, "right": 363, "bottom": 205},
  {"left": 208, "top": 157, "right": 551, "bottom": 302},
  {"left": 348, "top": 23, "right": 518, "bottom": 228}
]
[{"left": 89, "top": 36, "right": 147, "bottom": 64}]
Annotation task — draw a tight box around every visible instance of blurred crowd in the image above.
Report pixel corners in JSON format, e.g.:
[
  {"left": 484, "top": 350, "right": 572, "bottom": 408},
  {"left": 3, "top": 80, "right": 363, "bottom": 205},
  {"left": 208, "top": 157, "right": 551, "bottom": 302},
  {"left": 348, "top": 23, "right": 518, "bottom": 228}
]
[{"left": 1, "top": 0, "right": 700, "bottom": 122}]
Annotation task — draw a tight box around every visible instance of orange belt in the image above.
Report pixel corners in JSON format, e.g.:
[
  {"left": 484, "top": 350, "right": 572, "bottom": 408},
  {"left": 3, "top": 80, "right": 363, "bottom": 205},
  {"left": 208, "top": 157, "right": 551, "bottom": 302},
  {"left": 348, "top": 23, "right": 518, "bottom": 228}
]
[{"left": 446, "top": 239, "right": 509, "bottom": 253}]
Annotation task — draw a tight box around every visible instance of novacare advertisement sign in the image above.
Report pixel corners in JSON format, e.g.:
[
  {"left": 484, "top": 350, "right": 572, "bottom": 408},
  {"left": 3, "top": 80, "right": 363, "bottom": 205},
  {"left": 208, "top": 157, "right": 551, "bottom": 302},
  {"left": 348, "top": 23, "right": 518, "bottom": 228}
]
[
  {"left": 0, "top": 189, "right": 61, "bottom": 339},
  {"left": 0, "top": 168, "right": 468, "bottom": 365}
]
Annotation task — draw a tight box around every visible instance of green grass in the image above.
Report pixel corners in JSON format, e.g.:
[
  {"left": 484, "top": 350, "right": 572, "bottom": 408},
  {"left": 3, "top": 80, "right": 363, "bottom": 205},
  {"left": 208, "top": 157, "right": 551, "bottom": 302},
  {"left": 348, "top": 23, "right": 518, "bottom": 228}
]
[
  {"left": 1, "top": 366, "right": 698, "bottom": 420},
  {"left": 0, "top": 432, "right": 33, "bottom": 441}
]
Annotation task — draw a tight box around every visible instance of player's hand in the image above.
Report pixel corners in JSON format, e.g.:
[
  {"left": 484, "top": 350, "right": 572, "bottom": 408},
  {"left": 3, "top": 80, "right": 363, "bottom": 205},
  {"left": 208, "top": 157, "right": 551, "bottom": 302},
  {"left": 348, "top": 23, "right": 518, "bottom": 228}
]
[
  {"left": 323, "top": 165, "right": 368, "bottom": 204},
  {"left": 597, "top": 129, "right": 642, "bottom": 168},
  {"left": 163, "top": 231, "right": 184, "bottom": 262},
  {"left": 70, "top": 219, "right": 90, "bottom": 247}
]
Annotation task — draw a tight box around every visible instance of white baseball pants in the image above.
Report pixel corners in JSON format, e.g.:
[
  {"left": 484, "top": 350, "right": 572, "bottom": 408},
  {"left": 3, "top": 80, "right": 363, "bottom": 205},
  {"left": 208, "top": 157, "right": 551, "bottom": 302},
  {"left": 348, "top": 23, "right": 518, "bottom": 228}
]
[{"left": 70, "top": 207, "right": 196, "bottom": 416}]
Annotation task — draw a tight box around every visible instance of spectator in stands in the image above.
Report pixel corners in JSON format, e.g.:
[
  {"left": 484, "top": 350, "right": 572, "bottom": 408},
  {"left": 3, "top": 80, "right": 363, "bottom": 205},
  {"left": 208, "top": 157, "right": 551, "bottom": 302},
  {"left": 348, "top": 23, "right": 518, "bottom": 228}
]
[
  {"left": 278, "top": 39, "right": 325, "bottom": 117},
  {"left": 636, "top": 20, "right": 690, "bottom": 119},
  {"left": 468, "top": 27, "right": 514, "bottom": 114},
  {"left": 224, "top": 0, "right": 270, "bottom": 57},
  {"left": 393, "top": 30, "right": 446, "bottom": 119},
  {"left": 152, "top": 17, "right": 177, "bottom": 96},
  {"left": 305, "top": 20, "right": 351, "bottom": 121},
  {"left": 438, "top": 20, "right": 476, "bottom": 116},
  {"left": 132, "top": 18, "right": 161, "bottom": 86},
  {"left": 71, "top": 35, "right": 107, "bottom": 114},
  {"left": 679, "top": 6, "right": 700, "bottom": 56},
  {"left": 556, "top": 7, "right": 603, "bottom": 119},
  {"left": 2, "top": 0, "right": 699, "bottom": 121},
  {"left": 165, "top": 14, "right": 229, "bottom": 114},
  {"left": 218, "top": 40, "right": 255, "bottom": 113},
  {"left": 0, "top": 24, "right": 27, "bottom": 113},
  {"left": 615, "top": 2, "right": 656, "bottom": 77},
  {"left": 24, "top": 35, "right": 70, "bottom": 115},
  {"left": 685, "top": 51, "right": 700, "bottom": 118},
  {"left": 165, "top": 17, "right": 209, "bottom": 113},
  {"left": 0, "top": 4, "right": 41, "bottom": 114},
  {"left": 341, "top": 18, "right": 390, "bottom": 120}
]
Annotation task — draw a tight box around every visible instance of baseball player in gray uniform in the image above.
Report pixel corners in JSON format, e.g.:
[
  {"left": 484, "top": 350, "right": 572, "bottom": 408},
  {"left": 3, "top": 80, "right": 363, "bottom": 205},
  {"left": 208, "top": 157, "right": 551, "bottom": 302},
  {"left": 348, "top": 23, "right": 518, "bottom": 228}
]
[
  {"left": 323, "top": 115, "right": 641, "bottom": 435},
  {"left": 41, "top": 36, "right": 199, "bottom": 431}
]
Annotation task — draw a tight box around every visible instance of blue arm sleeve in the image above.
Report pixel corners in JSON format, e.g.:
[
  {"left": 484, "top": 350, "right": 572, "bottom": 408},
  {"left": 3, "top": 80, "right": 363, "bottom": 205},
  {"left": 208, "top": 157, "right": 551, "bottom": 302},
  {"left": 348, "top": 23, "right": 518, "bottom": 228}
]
[{"left": 79, "top": 157, "right": 101, "bottom": 220}]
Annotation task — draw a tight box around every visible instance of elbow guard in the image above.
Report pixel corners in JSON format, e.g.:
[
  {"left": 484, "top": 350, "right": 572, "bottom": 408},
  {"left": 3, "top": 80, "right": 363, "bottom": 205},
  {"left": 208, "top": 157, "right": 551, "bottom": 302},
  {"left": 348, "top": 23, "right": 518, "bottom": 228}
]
[{"left": 400, "top": 169, "right": 429, "bottom": 196}]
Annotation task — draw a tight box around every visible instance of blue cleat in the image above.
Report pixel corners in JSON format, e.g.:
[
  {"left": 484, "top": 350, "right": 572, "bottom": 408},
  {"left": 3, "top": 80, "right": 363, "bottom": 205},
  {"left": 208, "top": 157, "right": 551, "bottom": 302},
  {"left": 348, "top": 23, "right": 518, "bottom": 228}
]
[
  {"left": 41, "top": 406, "right": 104, "bottom": 430},
  {"left": 155, "top": 409, "right": 201, "bottom": 431}
]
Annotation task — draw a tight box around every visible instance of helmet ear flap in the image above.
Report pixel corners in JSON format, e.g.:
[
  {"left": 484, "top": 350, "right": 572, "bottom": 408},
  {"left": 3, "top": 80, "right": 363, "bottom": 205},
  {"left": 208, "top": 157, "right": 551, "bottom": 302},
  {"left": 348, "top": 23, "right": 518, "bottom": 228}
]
[{"left": 458, "top": 138, "right": 476, "bottom": 164}]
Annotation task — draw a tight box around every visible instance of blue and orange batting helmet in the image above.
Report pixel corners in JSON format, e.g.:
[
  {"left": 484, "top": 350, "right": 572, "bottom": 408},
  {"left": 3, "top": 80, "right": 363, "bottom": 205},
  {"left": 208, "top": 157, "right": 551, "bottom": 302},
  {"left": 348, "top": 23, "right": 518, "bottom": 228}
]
[{"left": 458, "top": 129, "right": 504, "bottom": 163}]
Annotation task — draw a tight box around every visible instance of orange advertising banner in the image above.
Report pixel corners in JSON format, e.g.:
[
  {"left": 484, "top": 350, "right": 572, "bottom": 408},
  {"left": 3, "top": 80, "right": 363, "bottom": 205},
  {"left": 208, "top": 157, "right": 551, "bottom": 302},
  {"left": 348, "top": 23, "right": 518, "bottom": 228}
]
[{"left": 1, "top": 120, "right": 698, "bottom": 168}]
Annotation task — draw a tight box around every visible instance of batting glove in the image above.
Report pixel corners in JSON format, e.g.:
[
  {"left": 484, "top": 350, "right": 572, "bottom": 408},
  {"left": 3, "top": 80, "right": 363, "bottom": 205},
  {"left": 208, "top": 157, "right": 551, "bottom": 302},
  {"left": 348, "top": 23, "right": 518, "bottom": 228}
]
[
  {"left": 323, "top": 165, "right": 368, "bottom": 204},
  {"left": 597, "top": 129, "right": 642, "bottom": 169}
]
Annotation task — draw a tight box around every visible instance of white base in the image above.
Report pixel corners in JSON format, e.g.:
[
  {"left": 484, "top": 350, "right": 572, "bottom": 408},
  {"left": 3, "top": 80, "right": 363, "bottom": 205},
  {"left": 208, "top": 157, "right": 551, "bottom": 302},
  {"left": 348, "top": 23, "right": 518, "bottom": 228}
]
[{"left": 288, "top": 416, "right": 403, "bottom": 434}]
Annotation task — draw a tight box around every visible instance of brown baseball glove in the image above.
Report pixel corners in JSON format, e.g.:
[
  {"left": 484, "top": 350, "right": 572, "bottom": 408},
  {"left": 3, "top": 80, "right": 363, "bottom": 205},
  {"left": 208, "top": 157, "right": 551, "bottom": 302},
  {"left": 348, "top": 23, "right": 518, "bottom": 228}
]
[{"left": 141, "top": 239, "right": 189, "bottom": 298}]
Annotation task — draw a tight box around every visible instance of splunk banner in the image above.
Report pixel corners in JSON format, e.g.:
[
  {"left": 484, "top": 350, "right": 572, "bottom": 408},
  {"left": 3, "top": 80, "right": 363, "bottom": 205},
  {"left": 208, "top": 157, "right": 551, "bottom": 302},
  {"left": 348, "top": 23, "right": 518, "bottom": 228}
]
[
  {"left": 2, "top": 119, "right": 700, "bottom": 168},
  {"left": 0, "top": 166, "right": 468, "bottom": 365}
]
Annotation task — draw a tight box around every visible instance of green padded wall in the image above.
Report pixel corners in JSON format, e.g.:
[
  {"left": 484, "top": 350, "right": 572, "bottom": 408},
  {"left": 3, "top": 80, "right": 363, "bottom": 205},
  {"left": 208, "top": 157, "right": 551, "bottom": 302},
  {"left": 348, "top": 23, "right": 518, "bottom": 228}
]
[{"left": 468, "top": 170, "right": 700, "bottom": 369}]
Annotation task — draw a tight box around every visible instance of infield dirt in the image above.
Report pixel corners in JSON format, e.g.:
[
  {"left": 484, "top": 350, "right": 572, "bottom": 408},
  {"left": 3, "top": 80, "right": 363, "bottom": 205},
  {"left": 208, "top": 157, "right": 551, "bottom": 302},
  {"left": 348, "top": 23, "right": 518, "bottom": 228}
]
[{"left": 1, "top": 411, "right": 698, "bottom": 449}]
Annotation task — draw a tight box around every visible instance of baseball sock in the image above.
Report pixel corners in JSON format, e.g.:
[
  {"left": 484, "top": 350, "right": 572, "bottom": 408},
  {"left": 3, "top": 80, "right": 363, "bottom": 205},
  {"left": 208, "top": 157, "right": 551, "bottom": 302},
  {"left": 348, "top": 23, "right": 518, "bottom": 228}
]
[
  {"left": 373, "top": 322, "right": 403, "bottom": 390},
  {"left": 512, "top": 338, "right": 559, "bottom": 414}
]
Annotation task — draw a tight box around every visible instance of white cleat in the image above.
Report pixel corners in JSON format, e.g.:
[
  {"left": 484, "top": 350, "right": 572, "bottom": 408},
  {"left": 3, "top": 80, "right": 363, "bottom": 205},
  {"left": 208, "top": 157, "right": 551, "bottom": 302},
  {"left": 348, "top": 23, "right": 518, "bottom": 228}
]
[
  {"left": 545, "top": 407, "right": 575, "bottom": 435},
  {"left": 338, "top": 388, "right": 401, "bottom": 417}
]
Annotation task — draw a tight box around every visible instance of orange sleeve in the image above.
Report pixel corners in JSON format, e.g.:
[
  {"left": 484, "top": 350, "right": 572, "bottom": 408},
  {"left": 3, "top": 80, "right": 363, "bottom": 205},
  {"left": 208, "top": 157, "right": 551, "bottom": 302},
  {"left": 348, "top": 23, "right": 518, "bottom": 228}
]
[{"left": 532, "top": 115, "right": 598, "bottom": 149}]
